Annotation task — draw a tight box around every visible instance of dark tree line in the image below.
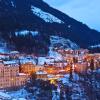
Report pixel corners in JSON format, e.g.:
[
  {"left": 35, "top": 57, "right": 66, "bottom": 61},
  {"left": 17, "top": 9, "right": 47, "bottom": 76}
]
[{"left": 0, "top": 31, "right": 50, "bottom": 55}]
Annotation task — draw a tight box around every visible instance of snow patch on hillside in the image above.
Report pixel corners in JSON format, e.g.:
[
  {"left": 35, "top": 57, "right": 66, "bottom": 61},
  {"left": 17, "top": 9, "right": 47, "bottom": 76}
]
[
  {"left": 11, "top": 1, "right": 15, "bottom": 7},
  {"left": 0, "top": 40, "right": 9, "bottom": 53},
  {"left": 90, "top": 44, "right": 100, "bottom": 48},
  {"left": 48, "top": 47, "right": 63, "bottom": 61},
  {"left": 48, "top": 36, "right": 79, "bottom": 61},
  {"left": 7, "top": 89, "right": 28, "bottom": 99},
  {"left": 50, "top": 36, "right": 79, "bottom": 49},
  {"left": 15, "top": 30, "right": 38, "bottom": 36},
  {"left": 31, "top": 6, "right": 63, "bottom": 23}
]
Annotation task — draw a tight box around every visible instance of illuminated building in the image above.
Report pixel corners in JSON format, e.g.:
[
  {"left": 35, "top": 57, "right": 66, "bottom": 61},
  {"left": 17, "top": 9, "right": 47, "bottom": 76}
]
[
  {"left": 20, "top": 62, "right": 35, "bottom": 75},
  {"left": 36, "top": 70, "right": 48, "bottom": 80},
  {"left": 0, "top": 62, "right": 28, "bottom": 89}
]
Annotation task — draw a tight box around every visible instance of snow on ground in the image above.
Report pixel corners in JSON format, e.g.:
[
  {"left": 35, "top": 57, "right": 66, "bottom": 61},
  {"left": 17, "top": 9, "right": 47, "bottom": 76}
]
[
  {"left": 90, "top": 44, "right": 100, "bottom": 48},
  {"left": 48, "top": 35, "right": 79, "bottom": 61},
  {"left": 48, "top": 47, "right": 63, "bottom": 61},
  {"left": 96, "top": 69, "right": 100, "bottom": 74},
  {"left": 71, "top": 82, "right": 86, "bottom": 100},
  {"left": 72, "top": 72, "right": 80, "bottom": 81},
  {"left": 59, "top": 73, "right": 79, "bottom": 85},
  {"left": 0, "top": 92, "right": 11, "bottom": 100},
  {"left": 0, "top": 41, "right": 9, "bottom": 53},
  {"left": 31, "top": 6, "right": 63, "bottom": 23},
  {"left": 7, "top": 89, "right": 29, "bottom": 100},
  {"left": 0, "top": 47, "right": 9, "bottom": 53},
  {"left": 3, "top": 60, "right": 18, "bottom": 65},
  {"left": 50, "top": 36, "right": 79, "bottom": 49},
  {"left": 11, "top": 1, "right": 15, "bottom": 7},
  {"left": 58, "top": 73, "right": 86, "bottom": 100},
  {"left": 52, "top": 90, "right": 60, "bottom": 100},
  {"left": 15, "top": 30, "right": 38, "bottom": 36},
  {"left": 58, "top": 74, "right": 70, "bottom": 84}
]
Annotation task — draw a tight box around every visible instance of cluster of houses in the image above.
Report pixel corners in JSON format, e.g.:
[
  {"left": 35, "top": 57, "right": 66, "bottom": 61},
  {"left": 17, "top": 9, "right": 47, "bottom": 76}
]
[{"left": 0, "top": 49, "right": 100, "bottom": 90}]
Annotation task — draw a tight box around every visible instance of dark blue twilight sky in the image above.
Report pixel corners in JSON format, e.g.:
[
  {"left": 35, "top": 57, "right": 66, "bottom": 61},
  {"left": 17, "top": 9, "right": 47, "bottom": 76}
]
[{"left": 44, "top": 0, "right": 100, "bottom": 31}]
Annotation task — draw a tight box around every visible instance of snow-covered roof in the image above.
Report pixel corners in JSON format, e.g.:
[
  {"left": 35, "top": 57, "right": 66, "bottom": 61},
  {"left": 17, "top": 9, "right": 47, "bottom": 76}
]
[
  {"left": 10, "top": 51, "right": 19, "bottom": 54},
  {"left": 38, "top": 57, "right": 54, "bottom": 65},
  {"left": 47, "top": 74, "right": 55, "bottom": 78},
  {"left": 18, "top": 98, "right": 26, "bottom": 100},
  {"left": 36, "top": 70, "right": 47, "bottom": 75},
  {"left": 18, "top": 73, "right": 27, "bottom": 76},
  {"left": 19, "top": 57, "right": 36, "bottom": 64},
  {"left": 3, "top": 60, "right": 18, "bottom": 65}
]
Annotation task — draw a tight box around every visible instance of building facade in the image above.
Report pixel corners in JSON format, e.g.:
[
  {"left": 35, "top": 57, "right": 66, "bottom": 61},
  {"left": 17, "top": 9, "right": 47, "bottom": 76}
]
[{"left": 0, "top": 62, "right": 28, "bottom": 89}]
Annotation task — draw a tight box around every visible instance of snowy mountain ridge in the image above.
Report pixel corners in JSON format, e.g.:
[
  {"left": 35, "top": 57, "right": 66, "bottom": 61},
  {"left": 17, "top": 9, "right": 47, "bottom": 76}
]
[{"left": 31, "top": 6, "right": 63, "bottom": 23}]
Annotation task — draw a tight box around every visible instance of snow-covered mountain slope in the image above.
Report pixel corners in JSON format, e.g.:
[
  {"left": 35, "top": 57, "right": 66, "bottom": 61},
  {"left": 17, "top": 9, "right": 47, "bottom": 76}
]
[
  {"left": 48, "top": 36, "right": 79, "bottom": 60},
  {"left": 31, "top": 6, "right": 63, "bottom": 23},
  {"left": 88, "top": 44, "right": 100, "bottom": 53},
  {"left": 50, "top": 36, "right": 79, "bottom": 49},
  {"left": 89, "top": 44, "right": 100, "bottom": 48}
]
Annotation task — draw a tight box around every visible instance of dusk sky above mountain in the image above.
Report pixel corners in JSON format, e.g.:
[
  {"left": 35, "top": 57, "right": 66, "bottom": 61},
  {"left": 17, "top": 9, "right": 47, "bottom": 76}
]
[{"left": 44, "top": 0, "right": 100, "bottom": 32}]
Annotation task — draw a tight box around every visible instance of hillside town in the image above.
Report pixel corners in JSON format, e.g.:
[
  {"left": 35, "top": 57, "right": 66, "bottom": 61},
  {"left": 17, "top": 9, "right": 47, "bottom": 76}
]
[
  {"left": 0, "top": 47, "right": 100, "bottom": 99},
  {"left": 0, "top": 0, "right": 100, "bottom": 99},
  {"left": 0, "top": 48, "right": 100, "bottom": 91}
]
